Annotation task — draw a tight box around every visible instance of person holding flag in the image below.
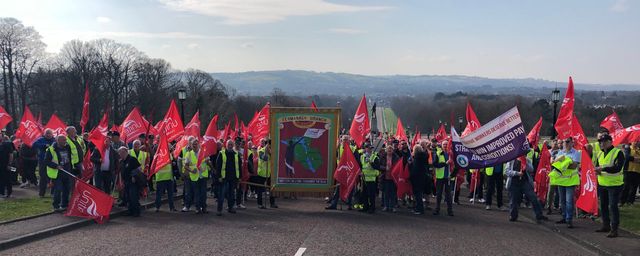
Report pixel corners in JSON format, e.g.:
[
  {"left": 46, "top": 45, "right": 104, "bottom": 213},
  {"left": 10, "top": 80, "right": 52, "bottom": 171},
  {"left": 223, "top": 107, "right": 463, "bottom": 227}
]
[
  {"left": 45, "top": 135, "right": 73, "bottom": 212},
  {"left": 152, "top": 135, "right": 176, "bottom": 212},
  {"left": 216, "top": 139, "right": 243, "bottom": 216},
  {"left": 594, "top": 134, "right": 625, "bottom": 238},
  {"left": 551, "top": 137, "right": 581, "bottom": 228},
  {"left": 433, "top": 140, "right": 454, "bottom": 216}
]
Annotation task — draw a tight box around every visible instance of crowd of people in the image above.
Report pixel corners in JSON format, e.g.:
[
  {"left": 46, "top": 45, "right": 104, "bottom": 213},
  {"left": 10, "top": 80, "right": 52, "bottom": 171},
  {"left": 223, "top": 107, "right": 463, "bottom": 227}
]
[
  {"left": 0, "top": 123, "right": 638, "bottom": 239},
  {"left": 324, "top": 129, "right": 639, "bottom": 239}
]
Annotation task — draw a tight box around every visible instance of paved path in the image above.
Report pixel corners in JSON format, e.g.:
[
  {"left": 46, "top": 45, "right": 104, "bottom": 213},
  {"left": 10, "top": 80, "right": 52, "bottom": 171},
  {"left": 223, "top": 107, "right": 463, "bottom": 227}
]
[{"left": 2, "top": 196, "right": 613, "bottom": 256}]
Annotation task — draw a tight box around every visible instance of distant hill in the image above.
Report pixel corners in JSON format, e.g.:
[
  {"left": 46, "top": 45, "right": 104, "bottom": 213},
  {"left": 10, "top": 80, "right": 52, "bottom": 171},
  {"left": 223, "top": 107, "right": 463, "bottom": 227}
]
[{"left": 211, "top": 70, "right": 640, "bottom": 97}]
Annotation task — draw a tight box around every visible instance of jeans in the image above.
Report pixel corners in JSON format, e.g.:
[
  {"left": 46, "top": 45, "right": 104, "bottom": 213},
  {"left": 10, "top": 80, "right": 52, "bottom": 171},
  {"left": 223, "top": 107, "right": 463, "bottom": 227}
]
[
  {"left": 558, "top": 186, "right": 576, "bottom": 222},
  {"left": 435, "top": 179, "right": 452, "bottom": 213},
  {"left": 485, "top": 173, "right": 503, "bottom": 208},
  {"left": 363, "top": 182, "right": 377, "bottom": 212},
  {"left": 217, "top": 179, "right": 237, "bottom": 212},
  {"left": 38, "top": 161, "right": 49, "bottom": 197},
  {"left": 599, "top": 185, "right": 623, "bottom": 230},
  {"left": 184, "top": 180, "right": 197, "bottom": 209},
  {"left": 127, "top": 183, "right": 140, "bottom": 216},
  {"left": 94, "top": 171, "right": 113, "bottom": 195},
  {"left": 382, "top": 179, "right": 396, "bottom": 209},
  {"left": 621, "top": 172, "right": 640, "bottom": 204},
  {"left": 195, "top": 178, "right": 208, "bottom": 211},
  {"left": 155, "top": 180, "right": 175, "bottom": 210},
  {"left": 508, "top": 178, "right": 544, "bottom": 220},
  {"left": 413, "top": 185, "right": 425, "bottom": 213},
  {"left": 52, "top": 172, "right": 72, "bottom": 209}
]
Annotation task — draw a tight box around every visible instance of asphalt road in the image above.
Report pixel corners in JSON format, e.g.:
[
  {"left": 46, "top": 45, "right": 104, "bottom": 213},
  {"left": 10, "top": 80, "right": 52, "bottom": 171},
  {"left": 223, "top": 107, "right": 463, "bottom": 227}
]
[{"left": 2, "top": 196, "right": 597, "bottom": 256}]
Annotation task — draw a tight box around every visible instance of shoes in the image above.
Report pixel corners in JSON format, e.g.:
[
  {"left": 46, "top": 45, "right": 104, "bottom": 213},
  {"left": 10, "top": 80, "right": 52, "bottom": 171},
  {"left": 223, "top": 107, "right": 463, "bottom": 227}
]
[
  {"left": 547, "top": 208, "right": 552, "bottom": 215},
  {"left": 606, "top": 230, "right": 618, "bottom": 238},
  {"left": 595, "top": 226, "right": 611, "bottom": 233},
  {"left": 228, "top": 209, "right": 237, "bottom": 214},
  {"left": 509, "top": 218, "right": 517, "bottom": 222},
  {"left": 201, "top": 209, "right": 209, "bottom": 214},
  {"left": 270, "top": 204, "right": 278, "bottom": 208},
  {"left": 258, "top": 205, "right": 267, "bottom": 209},
  {"left": 216, "top": 211, "right": 222, "bottom": 216},
  {"left": 485, "top": 205, "right": 491, "bottom": 210},
  {"left": 155, "top": 208, "right": 160, "bottom": 213},
  {"left": 382, "top": 207, "right": 388, "bottom": 212},
  {"left": 447, "top": 212, "right": 454, "bottom": 217},
  {"left": 170, "top": 208, "right": 177, "bottom": 212},
  {"left": 478, "top": 199, "right": 486, "bottom": 203},
  {"left": 498, "top": 207, "right": 506, "bottom": 211},
  {"left": 195, "top": 209, "right": 202, "bottom": 214},
  {"left": 19, "top": 182, "right": 28, "bottom": 188},
  {"left": 432, "top": 210, "right": 440, "bottom": 216},
  {"left": 391, "top": 208, "right": 397, "bottom": 213},
  {"left": 237, "top": 204, "right": 246, "bottom": 209},
  {"left": 567, "top": 222, "right": 574, "bottom": 229},
  {"left": 537, "top": 216, "right": 549, "bottom": 221},
  {"left": 413, "top": 211, "right": 424, "bottom": 215},
  {"left": 325, "top": 206, "right": 337, "bottom": 210},
  {"left": 181, "top": 207, "right": 190, "bottom": 212},
  {"left": 556, "top": 219, "right": 567, "bottom": 224}
]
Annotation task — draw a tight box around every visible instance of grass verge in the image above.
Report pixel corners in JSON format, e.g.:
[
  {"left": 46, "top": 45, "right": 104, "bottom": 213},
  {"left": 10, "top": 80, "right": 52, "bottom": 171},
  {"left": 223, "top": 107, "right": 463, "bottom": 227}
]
[{"left": 0, "top": 197, "right": 53, "bottom": 222}]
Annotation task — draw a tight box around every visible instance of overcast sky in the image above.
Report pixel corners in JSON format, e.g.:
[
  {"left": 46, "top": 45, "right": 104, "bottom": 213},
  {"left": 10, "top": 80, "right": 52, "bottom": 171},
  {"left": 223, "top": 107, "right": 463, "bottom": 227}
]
[{"left": 3, "top": 0, "right": 639, "bottom": 84}]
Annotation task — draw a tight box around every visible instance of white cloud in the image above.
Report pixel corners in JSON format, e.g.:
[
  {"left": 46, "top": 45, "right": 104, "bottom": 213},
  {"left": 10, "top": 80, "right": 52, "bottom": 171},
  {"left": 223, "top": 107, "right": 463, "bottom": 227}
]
[
  {"left": 611, "top": 0, "right": 629, "bottom": 12},
  {"left": 328, "top": 28, "right": 366, "bottom": 34},
  {"left": 96, "top": 16, "right": 111, "bottom": 23},
  {"left": 187, "top": 43, "right": 199, "bottom": 49},
  {"left": 241, "top": 42, "right": 254, "bottom": 48},
  {"left": 157, "top": 0, "right": 390, "bottom": 25}
]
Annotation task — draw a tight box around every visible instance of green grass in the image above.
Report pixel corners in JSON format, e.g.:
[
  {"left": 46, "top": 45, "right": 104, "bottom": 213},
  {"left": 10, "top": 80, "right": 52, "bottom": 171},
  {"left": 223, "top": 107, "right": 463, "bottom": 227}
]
[
  {"left": 383, "top": 108, "right": 399, "bottom": 134},
  {"left": 620, "top": 203, "right": 640, "bottom": 234},
  {"left": 0, "top": 197, "right": 53, "bottom": 222}
]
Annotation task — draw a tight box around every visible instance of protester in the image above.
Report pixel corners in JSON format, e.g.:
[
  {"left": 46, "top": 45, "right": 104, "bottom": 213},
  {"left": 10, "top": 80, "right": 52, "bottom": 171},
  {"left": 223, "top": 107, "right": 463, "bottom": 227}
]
[
  {"left": 179, "top": 136, "right": 196, "bottom": 212},
  {"left": 45, "top": 135, "right": 72, "bottom": 211},
  {"left": 118, "top": 146, "right": 143, "bottom": 217},
  {"left": 216, "top": 139, "right": 242, "bottom": 216},
  {"left": 184, "top": 139, "right": 209, "bottom": 214},
  {"left": 594, "top": 134, "right": 625, "bottom": 238},
  {"left": 620, "top": 141, "right": 640, "bottom": 206},
  {"left": 255, "top": 138, "right": 277, "bottom": 209},
  {"left": 33, "top": 129, "right": 55, "bottom": 197},
  {"left": 19, "top": 143, "right": 38, "bottom": 188},
  {"left": 505, "top": 157, "right": 548, "bottom": 223},
  {"left": 0, "top": 134, "right": 15, "bottom": 197},
  {"left": 359, "top": 144, "right": 380, "bottom": 214},
  {"left": 154, "top": 151, "right": 176, "bottom": 212},
  {"left": 379, "top": 145, "right": 398, "bottom": 212},
  {"left": 326, "top": 137, "right": 358, "bottom": 210},
  {"left": 129, "top": 140, "right": 148, "bottom": 178},
  {"left": 484, "top": 162, "right": 504, "bottom": 211},
  {"left": 91, "top": 139, "right": 118, "bottom": 195},
  {"left": 433, "top": 140, "right": 454, "bottom": 216},
  {"left": 409, "top": 144, "right": 428, "bottom": 215},
  {"left": 551, "top": 137, "right": 581, "bottom": 228}
]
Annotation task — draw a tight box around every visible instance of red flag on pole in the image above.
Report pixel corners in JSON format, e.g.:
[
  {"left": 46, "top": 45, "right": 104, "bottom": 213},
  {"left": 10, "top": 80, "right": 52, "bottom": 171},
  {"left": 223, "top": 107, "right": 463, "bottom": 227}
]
[
  {"left": 173, "top": 111, "right": 201, "bottom": 157},
  {"left": 80, "top": 83, "right": 90, "bottom": 133},
  {"left": 576, "top": 150, "right": 598, "bottom": 215},
  {"left": 36, "top": 111, "right": 43, "bottom": 127},
  {"left": 333, "top": 142, "right": 361, "bottom": 201},
  {"left": 435, "top": 123, "right": 447, "bottom": 143},
  {"left": 0, "top": 105, "right": 12, "bottom": 130},
  {"left": 220, "top": 121, "right": 231, "bottom": 141},
  {"left": 81, "top": 151, "right": 94, "bottom": 182},
  {"left": 534, "top": 143, "right": 551, "bottom": 204},
  {"left": 121, "top": 107, "right": 150, "bottom": 143},
  {"left": 469, "top": 169, "right": 480, "bottom": 194},
  {"left": 349, "top": 94, "right": 370, "bottom": 147},
  {"left": 149, "top": 134, "right": 170, "bottom": 178},
  {"left": 391, "top": 160, "right": 412, "bottom": 198},
  {"left": 461, "top": 102, "right": 481, "bottom": 137},
  {"left": 612, "top": 124, "right": 640, "bottom": 146},
  {"left": 555, "top": 77, "right": 575, "bottom": 140},
  {"left": 247, "top": 103, "right": 270, "bottom": 145},
  {"left": 45, "top": 114, "right": 68, "bottom": 136},
  {"left": 311, "top": 101, "right": 319, "bottom": 112},
  {"left": 198, "top": 115, "right": 219, "bottom": 168},
  {"left": 570, "top": 114, "right": 588, "bottom": 150},
  {"left": 15, "top": 106, "right": 42, "bottom": 147},
  {"left": 96, "top": 112, "right": 109, "bottom": 136},
  {"left": 65, "top": 178, "right": 114, "bottom": 224},
  {"left": 395, "top": 118, "right": 407, "bottom": 142},
  {"left": 411, "top": 128, "right": 421, "bottom": 148},
  {"left": 157, "top": 100, "right": 184, "bottom": 142},
  {"left": 600, "top": 111, "right": 624, "bottom": 134},
  {"left": 527, "top": 117, "right": 543, "bottom": 147}
]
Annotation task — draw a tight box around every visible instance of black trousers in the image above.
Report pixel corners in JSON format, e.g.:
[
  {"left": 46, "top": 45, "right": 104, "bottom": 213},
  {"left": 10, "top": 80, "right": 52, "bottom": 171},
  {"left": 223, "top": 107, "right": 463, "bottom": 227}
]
[
  {"left": 0, "top": 167, "right": 12, "bottom": 196},
  {"left": 21, "top": 160, "right": 38, "bottom": 184},
  {"left": 254, "top": 176, "right": 275, "bottom": 206},
  {"left": 363, "top": 181, "right": 377, "bottom": 212},
  {"left": 621, "top": 171, "right": 640, "bottom": 204},
  {"left": 435, "top": 179, "right": 452, "bottom": 212},
  {"left": 485, "top": 173, "right": 503, "bottom": 208}
]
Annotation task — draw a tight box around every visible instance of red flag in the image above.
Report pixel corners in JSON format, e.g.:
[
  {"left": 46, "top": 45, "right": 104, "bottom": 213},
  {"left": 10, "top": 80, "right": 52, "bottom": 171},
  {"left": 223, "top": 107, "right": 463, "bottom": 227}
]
[
  {"left": 570, "top": 114, "right": 588, "bottom": 150},
  {"left": 80, "top": 83, "right": 90, "bottom": 132},
  {"left": 534, "top": 143, "right": 551, "bottom": 204},
  {"left": 600, "top": 111, "right": 624, "bottom": 134},
  {"left": 198, "top": 115, "right": 219, "bottom": 168},
  {"left": 391, "top": 160, "right": 412, "bottom": 198},
  {"left": 469, "top": 169, "right": 480, "bottom": 194},
  {"left": 311, "top": 101, "right": 319, "bottom": 112},
  {"left": 157, "top": 100, "right": 184, "bottom": 142},
  {"left": 36, "top": 111, "right": 43, "bottom": 127},
  {"left": 612, "top": 124, "right": 640, "bottom": 146},
  {"left": 45, "top": 114, "right": 68, "bottom": 136},
  {"left": 349, "top": 95, "right": 370, "bottom": 147},
  {"left": 110, "top": 124, "right": 119, "bottom": 132},
  {"left": 120, "top": 107, "right": 150, "bottom": 143},
  {"left": 149, "top": 134, "right": 170, "bottom": 178},
  {"left": 555, "top": 77, "right": 575, "bottom": 140},
  {"left": 96, "top": 112, "right": 109, "bottom": 136},
  {"left": 435, "top": 123, "right": 447, "bottom": 143},
  {"left": 81, "top": 151, "right": 94, "bottom": 182},
  {"left": 461, "top": 102, "right": 481, "bottom": 137},
  {"left": 411, "top": 128, "right": 421, "bottom": 148},
  {"left": 0, "top": 105, "right": 13, "bottom": 130},
  {"left": 65, "top": 178, "right": 114, "bottom": 224},
  {"left": 173, "top": 111, "right": 201, "bottom": 158},
  {"left": 576, "top": 150, "right": 598, "bottom": 215},
  {"left": 15, "top": 106, "right": 43, "bottom": 147},
  {"left": 220, "top": 121, "right": 231, "bottom": 141},
  {"left": 246, "top": 103, "right": 270, "bottom": 145},
  {"left": 333, "top": 142, "right": 361, "bottom": 201},
  {"left": 395, "top": 118, "right": 407, "bottom": 142},
  {"left": 527, "top": 117, "right": 543, "bottom": 147}
]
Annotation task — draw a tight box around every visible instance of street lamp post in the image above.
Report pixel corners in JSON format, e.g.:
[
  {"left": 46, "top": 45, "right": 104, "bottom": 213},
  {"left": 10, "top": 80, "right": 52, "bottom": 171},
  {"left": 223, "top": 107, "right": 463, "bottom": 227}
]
[
  {"left": 178, "top": 87, "right": 187, "bottom": 123},
  {"left": 551, "top": 88, "right": 560, "bottom": 139},
  {"left": 458, "top": 116, "right": 464, "bottom": 132}
]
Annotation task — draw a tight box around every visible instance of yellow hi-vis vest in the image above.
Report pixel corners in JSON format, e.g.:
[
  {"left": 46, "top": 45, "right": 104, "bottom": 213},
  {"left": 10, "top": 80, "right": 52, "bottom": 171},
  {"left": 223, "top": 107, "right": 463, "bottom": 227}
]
[
  {"left": 361, "top": 154, "right": 379, "bottom": 182},
  {"left": 184, "top": 150, "right": 209, "bottom": 182},
  {"left": 549, "top": 156, "right": 579, "bottom": 186},
  {"left": 129, "top": 149, "right": 148, "bottom": 173},
  {"left": 220, "top": 149, "right": 240, "bottom": 179},
  {"left": 46, "top": 146, "right": 60, "bottom": 179},
  {"left": 257, "top": 147, "right": 270, "bottom": 178},
  {"left": 338, "top": 145, "right": 357, "bottom": 164},
  {"left": 485, "top": 167, "right": 494, "bottom": 176},
  {"left": 66, "top": 136, "right": 85, "bottom": 166},
  {"left": 155, "top": 154, "right": 174, "bottom": 182},
  {"left": 597, "top": 148, "right": 624, "bottom": 187},
  {"left": 435, "top": 149, "right": 447, "bottom": 179}
]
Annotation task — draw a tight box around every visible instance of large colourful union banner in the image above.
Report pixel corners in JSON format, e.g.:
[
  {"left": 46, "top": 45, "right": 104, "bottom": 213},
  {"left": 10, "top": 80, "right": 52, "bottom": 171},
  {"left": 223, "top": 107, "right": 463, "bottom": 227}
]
[{"left": 270, "top": 108, "right": 340, "bottom": 192}]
